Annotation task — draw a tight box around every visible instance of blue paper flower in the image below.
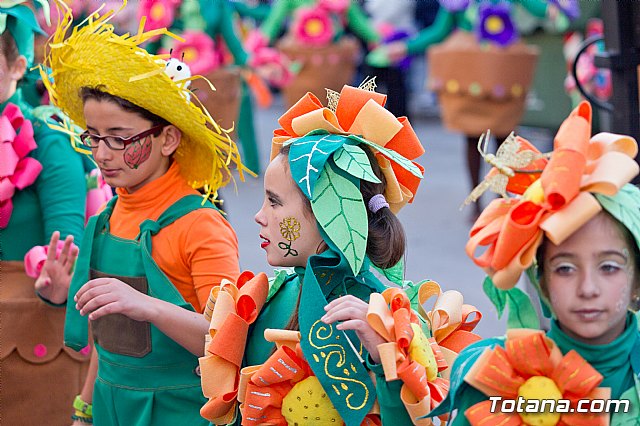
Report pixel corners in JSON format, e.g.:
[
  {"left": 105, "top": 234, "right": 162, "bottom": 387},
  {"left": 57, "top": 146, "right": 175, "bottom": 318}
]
[{"left": 477, "top": 3, "right": 517, "bottom": 47}]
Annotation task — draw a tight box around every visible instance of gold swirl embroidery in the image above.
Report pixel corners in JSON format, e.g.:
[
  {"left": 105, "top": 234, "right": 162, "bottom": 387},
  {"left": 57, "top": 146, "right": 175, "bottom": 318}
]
[{"left": 307, "top": 320, "right": 369, "bottom": 410}]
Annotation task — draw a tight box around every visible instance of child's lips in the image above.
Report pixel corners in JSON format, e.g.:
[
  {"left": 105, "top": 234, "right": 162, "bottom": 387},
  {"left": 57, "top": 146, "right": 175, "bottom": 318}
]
[{"left": 260, "top": 235, "right": 270, "bottom": 249}]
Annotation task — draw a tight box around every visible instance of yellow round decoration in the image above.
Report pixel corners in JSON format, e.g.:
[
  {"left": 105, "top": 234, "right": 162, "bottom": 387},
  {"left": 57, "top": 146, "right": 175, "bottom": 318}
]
[
  {"left": 486, "top": 16, "right": 505, "bottom": 34},
  {"left": 182, "top": 47, "right": 198, "bottom": 63},
  {"left": 408, "top": 323, "right": 438, "bottom": 381},
  {"left": 282, "top": 377, "right": 341, "bottom": 426},
  {"left": 41, "top": 3, "right": 250, "bottom": 195},
  {"left": 517, "top": 376, "right": 562, "bottom": 426},
  {"left": 511, "top": 84, "right": 523, "bottom": 97},
  {"left": 523, "top": 179, "right": 544, "bottom": 205},
  {"left": 150, "top": 3, "right": 165, "bottom": 21},
  {"left": 306, "top": 19, "right": 324, "bottom": 36},
  {"left": 446, "top": 80, "right": 460, "bottom": 94}
]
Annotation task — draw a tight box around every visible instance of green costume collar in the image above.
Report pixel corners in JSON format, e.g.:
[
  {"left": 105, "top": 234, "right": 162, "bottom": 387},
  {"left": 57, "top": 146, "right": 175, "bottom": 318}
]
[
  {"left": 0, "top": 3, "right": 47, "bottom": 66},
  {"left": 548, "top": 312, "right": 640, "bottom": 399}
]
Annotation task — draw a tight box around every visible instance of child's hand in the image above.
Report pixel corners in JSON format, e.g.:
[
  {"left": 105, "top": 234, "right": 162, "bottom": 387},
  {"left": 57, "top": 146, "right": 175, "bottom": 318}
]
[
  {"left": 74, "top": 277, "right": 156, "bottom": 322},
  {"left": 321, "top": 295, "right": 386, "bottom": 364},
  {"left": 35, "top": 231, "right": 78, "bottom": 305}
]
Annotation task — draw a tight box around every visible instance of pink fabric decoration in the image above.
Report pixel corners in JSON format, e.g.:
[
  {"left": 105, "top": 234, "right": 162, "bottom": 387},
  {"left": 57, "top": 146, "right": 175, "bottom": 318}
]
[
  {"left": 138, "top": 0, "right": 181, "bottom": 32},
  {"left": 161, "top": 31, "right": 220, "bottom": 75},
  {"left": 23, "top": 239, "right": 79, "bottom": 279},
  {"left": 246, "top": 30, "right": 295, "bottom": 88},
  {"left": 291, "top": 6, "right": 334, "bottom": 47},
  {"left": 33, "top": 344, "right": 48, "bottom": 358},
  {"left": 79, "top": 345, "right": 92, "bottom": 356},
  {"left": 318, "top": 0, "right": 349, "bottom": 14},
  {"left": 85, "top": 170, "right": 114, "bottom": 224},
  {"left": 0, "top": 103, "right": 42, "bottom": 229}
]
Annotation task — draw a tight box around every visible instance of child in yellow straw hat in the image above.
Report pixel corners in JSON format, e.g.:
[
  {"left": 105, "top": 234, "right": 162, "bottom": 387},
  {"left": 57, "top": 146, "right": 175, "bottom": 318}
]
[{"left": 38, "top": 2, "right": 250, "bottom": 425}]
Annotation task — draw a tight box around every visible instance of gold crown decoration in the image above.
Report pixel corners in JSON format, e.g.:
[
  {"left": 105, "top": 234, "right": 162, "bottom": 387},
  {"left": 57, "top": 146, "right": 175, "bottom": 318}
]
[{"left": 40, "top": 0, "right": 252, "bottom": 198}]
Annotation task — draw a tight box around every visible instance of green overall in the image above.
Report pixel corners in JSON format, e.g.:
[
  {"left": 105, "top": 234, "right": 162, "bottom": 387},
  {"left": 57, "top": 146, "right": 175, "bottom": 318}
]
[{"left": 65, "top": 195, "right": 213, "bottom": 426}]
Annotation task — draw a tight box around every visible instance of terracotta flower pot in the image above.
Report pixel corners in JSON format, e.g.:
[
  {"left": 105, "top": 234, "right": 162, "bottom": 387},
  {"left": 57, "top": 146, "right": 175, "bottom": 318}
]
[
  {"left": 190, "top": 67, "right": 241, "bottom": 137},
  {"left": 428, "top": 31, "right": 539, "bottom": 136}
]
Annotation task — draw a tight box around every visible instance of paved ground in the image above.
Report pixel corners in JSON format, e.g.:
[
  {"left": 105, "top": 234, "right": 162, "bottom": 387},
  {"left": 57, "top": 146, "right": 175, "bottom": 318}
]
[{"left": 222, "top": 94, "right": 512, "bottom": 339}]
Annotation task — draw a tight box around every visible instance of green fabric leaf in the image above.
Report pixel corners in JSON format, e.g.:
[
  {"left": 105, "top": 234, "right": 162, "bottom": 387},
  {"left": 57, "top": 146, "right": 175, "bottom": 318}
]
[
  {"left": 349, "top": 135, "right": 423, "bottom": 179},
  {"left": 371, "top": 257, "right": 404, "bottom": 286},
  {"left": 0, "top": 14, "right": 6, "bottom": 34},
  {"left": 266, "top": 268, "right": 294, "bottom": 302},
  {"left": 289, "top": 130, "right": 348, "bottom": 199},
  {"left": 595, "top": 184, "right": 640, "bottom": 252},
  {"left": 311, "top": 163, "right": 367, "bottom": 275},
  {"left": 611, "top": 379, "right": 640, "bottom": 425},
  {"left": 333, "top": 144, "right": 381, "bottom": 184},
  {"left": 483, "top": 276, "right": 539, "bottom": 329}
]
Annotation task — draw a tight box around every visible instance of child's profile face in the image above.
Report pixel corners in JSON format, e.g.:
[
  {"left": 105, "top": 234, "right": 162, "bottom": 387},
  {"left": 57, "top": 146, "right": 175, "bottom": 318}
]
[
  {"left": 255, "top": 155, "right": 324, "bottom": 268},
  {"left": 543, "top": 213, "right": 636, "bottom": 345},
  {"left": 83, "top": 98, "right": 171, "bottom": 193}
]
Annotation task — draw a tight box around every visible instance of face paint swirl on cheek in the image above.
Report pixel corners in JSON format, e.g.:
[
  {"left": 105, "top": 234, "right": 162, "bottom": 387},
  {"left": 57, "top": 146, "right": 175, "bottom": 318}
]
[
  {"left": 123, "top": 136, "right": 153, "bottom": 169},
  {"left": 278, "top": 216, "right": 301, "bottom": 257}
]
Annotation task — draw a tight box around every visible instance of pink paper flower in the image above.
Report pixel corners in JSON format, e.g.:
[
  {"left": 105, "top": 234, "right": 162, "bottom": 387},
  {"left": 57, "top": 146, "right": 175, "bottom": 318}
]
[
  {"left": 318, "top": 0, "right": 349, "bottom": 14},
  {"left": 85, "top": 169, "right": 113, "bottom": 224},
  {"left": 291, "top": 6, "right": 334, "bottom": 47},
  {"left": 138, "top": 0, "right": 181, "bottom": 32},
  {"left": 246, "top": 30, "right": 296, "bottom": 87},
  {"left": 0, "top": 103, "right": 42, "bottom": 229},
  {"left": 163, "top": 31, "right": 220, "bottom": 75}
]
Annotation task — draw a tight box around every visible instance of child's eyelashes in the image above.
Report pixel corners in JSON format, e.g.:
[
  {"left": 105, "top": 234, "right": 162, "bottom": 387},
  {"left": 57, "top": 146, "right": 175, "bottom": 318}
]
[{"left": 600, "top": 261, "right": 623, "bottom": 274}]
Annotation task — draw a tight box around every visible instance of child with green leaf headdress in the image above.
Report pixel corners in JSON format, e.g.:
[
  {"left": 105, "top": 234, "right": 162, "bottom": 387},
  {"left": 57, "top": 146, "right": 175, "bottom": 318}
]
[
  {"left": 429, "top": 102, "right": 640, "bottom": 425},
  {"left": 200, "top": 80, "right": 466, "bottom": 426}
]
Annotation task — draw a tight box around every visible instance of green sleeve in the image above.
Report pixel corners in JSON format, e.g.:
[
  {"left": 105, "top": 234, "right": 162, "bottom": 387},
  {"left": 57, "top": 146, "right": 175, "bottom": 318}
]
[
  {"left": 405, "top": 7, "right": 457, "bottom": 56},
  {"left": 216, "top": 0, "right": 248, "bottom": 65},
  {"left": 367, "top": 356, "right": 414, "bottom": 424},
  {"left": 345, "top": 3, "right": 380, "bottom": 44},
  {"left": 231, "top": 1, "right": 270, "bottom": 23},
  {"left": 259, "top": 0, "right": 295, "bottom": 44},
  {"left": 33, "top": 120, "right": 87, "bottom": 243},
  {"left": 516, "top": 0, "right": 548, "bottom": 19}
]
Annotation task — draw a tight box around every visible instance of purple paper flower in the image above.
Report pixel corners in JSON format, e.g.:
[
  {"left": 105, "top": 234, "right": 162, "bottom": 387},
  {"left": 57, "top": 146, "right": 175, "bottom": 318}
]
[
  {"left": 438, "top": 0, "right": 470, "bottom": 13},
  {"left": 477, "top": 3, "right": 517, "bottom": 47},
  {"left": 549, "top": 0, "right": 580, "bottom": 21}
]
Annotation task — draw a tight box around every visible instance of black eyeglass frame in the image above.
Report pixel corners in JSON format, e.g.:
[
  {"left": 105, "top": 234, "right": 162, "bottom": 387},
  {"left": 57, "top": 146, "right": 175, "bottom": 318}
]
[{"left": 80, "top": 124, "right": 167, "bottom": 151}]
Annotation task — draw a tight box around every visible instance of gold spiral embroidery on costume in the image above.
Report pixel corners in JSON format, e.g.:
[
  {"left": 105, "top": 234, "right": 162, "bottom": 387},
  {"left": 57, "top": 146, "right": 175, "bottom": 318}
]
[{"left": 307, "top": 320, "right": 369, "bottom": 410}]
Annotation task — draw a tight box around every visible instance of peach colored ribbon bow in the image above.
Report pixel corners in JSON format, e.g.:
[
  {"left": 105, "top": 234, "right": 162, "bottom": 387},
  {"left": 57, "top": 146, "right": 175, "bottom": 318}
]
[
  {"left": 0, "top": 103, "right": 42, "bottom": 228},
  {"left": 366, "top": 287, "right": 450, "bottom": 425},
  {"left": 418, "top": 281, "right": 482, "bottom": 379},
  {"left": 200, "top": 271, "right": 269, "bottom": 424},
  {"left": 464, "top": 329, "right": 610, "bottom": 426},
  {"left": 271, "top": 84, "right": 425, "bottom": 213},
  {"left": 466, "top": 101, "right": 639, "bottom": 289}
]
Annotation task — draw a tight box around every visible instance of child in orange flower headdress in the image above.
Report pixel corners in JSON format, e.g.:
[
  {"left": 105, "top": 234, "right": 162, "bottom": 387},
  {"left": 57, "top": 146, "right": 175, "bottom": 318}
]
[
  {"left": 199, "top": 80, "right": 482, "bottom": 426},
  {"left": 428, "top": 101, "right": 640, "bottom": 425}
]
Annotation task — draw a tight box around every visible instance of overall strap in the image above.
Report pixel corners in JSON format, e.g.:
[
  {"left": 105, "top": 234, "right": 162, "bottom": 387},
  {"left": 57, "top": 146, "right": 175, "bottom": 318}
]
[{"left": 136, "top": 195, "right": 216, "bottom": 306}]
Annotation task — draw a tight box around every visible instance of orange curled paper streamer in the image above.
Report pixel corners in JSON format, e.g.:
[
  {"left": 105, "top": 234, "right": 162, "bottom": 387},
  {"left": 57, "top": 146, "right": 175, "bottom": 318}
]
[
  {"left": 466, "top": 101, "right": 639, "bottom": 289},
  {"left": 200, "top": 271, "right": 269, "bottom": 424},
  {"left": 270, "top": 84, "right": 425, "bottom": 211},
  {"left": 464, "top": 329, "right": 609, "bottom": 426}
]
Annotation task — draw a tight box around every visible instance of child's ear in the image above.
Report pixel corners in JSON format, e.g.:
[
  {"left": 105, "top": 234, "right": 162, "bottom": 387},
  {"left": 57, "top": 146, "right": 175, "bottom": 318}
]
[
  {"left": 161, "top": 125, "right": 181, "bottom": 157},
  {"left": 9, "top": 55, "right": 27, "bottom": 81}
]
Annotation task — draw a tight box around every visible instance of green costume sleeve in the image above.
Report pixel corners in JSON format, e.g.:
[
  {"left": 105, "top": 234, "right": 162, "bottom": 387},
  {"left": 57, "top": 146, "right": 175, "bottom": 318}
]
[
  {"left": 231, "top": 1, "right": 270, "bottom": 23},
  {"left": 366, "top": 356, "right": 414, "bottom": 424},
  {"left": 259, "top": 0, "right": 295, "bottom": 44},
  {"left": 405, "top": 7, "right": 457, "bottom": 56},
  {"left": 33, "top": 119, "right": 87, "bottom": 243},
  {"left": 345, "top": 3, "right": 380, "bottom": 44},
  {"left": 205, "top": 0, "right": 248, "bottom": 65},
  {"left": 516, "top": 0, "right": 548, "bottom": 19}
]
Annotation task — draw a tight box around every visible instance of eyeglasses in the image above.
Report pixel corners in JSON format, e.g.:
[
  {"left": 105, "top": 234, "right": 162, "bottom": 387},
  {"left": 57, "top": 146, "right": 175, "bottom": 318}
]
[{"left": 80, "top": 124, "right": 166, "bottom": 151}]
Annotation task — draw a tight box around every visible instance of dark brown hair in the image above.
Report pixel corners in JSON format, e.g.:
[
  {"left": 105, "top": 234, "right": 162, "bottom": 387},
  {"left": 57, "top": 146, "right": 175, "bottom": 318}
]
[
  {"left": 80, "top": 86, "right": 170, "bottom": 128},
  {"left": 536, "top": 210, "right": 640, "bottom": 305},
  {"left": 278, "top": 142, "right": 407, "bottom": 332},
  {"left": 0, "top": 30, "right": 20, "bottom": 66}
]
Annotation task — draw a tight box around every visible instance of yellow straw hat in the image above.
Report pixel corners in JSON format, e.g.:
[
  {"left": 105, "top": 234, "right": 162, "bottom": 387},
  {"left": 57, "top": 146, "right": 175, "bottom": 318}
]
[{"left": 40, "top": 1, "right": 251, "bottom": 197}]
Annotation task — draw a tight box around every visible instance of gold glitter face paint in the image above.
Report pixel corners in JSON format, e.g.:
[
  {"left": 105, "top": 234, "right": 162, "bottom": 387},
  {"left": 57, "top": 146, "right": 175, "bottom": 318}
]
[{"left": 278, "top": 216, "right": 301, "bottom": 257}]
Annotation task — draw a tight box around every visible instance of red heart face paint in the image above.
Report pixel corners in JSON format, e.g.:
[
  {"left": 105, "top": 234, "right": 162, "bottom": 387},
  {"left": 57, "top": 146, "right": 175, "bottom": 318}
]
[{"left": 123, "top": 136, "right": 153, "bottom": 169}]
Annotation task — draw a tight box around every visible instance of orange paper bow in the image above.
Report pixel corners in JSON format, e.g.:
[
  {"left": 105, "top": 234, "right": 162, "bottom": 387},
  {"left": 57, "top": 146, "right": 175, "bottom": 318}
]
[
  {"left": 238, "top": 330, "right": 381, "bottom": 426},
  {"left": 464, "top": 329, "right": 610, "bottom": 426},
  {"left": 418, "top": 281, "right": 482, "bottom": 379},
  {"left": 366, "top": 287, "right": 451, "bottom": 425},
  {"left": 466, "top": 102, "right": 639, "bottom": 289},
  {"left": 271, "top": 84, "right": 425, "bottom": 213},
  {"left": 200, "top": 271, "right": 270, "bottom": 424}
]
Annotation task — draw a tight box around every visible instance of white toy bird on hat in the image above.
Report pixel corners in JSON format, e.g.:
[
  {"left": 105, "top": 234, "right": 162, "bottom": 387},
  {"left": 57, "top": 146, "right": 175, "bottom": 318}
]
[{"left": 164, "top": 57, "right": 192, "bottom": 101}]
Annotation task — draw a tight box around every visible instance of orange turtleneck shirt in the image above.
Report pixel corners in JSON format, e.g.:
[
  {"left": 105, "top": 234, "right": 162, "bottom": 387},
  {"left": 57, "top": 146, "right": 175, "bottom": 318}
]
[{"left": 110, "top": 162, "right": 240, "bottom": 313}]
